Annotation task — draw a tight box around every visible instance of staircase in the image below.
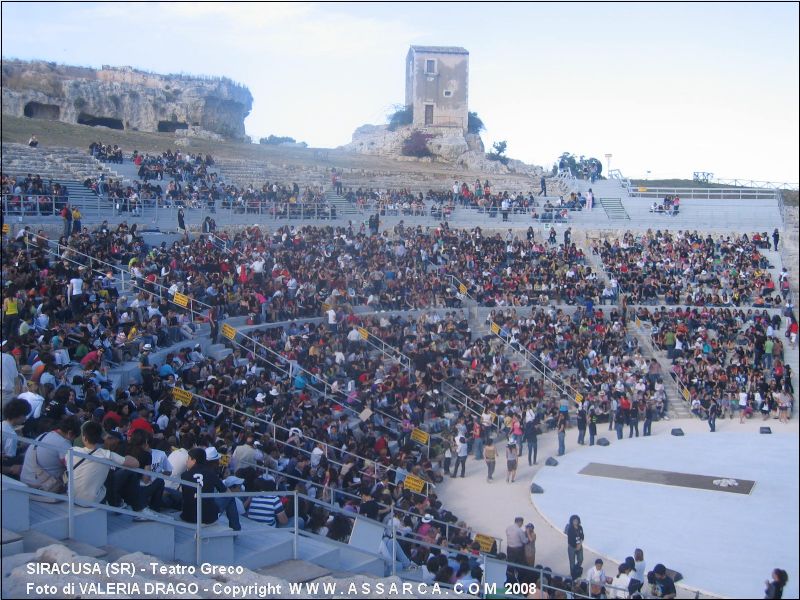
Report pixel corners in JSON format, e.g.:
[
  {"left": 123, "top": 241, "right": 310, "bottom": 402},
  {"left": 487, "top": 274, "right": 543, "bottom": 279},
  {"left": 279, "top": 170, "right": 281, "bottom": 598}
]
[
  {"left": 1, "top": 477, "right": 389, "bottom": 577},
  {"left": 598, "top": 197, "right": 630, "bottom": 220},
  {"left": 628, "top": 325, "right": 692, "bottom": 420},
  {"left": 324, "top": 191, "right": 361, "bottom": 216}
]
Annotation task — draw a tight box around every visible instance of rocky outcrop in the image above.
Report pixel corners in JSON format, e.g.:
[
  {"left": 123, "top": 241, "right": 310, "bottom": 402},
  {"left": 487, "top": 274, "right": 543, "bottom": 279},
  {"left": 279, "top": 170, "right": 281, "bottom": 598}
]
[
  {"left": 340, "top": 124, "right": 543, "bottom": 178},
  {"left": 1, "top": 60, "right": 252, "bottom": 140}
]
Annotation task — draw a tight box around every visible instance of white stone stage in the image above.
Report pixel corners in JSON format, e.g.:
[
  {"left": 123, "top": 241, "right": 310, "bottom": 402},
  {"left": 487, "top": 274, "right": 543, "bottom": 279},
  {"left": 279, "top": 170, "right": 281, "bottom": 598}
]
[{"left": 531, "top": 431, "right": 799, "bottom": 599}]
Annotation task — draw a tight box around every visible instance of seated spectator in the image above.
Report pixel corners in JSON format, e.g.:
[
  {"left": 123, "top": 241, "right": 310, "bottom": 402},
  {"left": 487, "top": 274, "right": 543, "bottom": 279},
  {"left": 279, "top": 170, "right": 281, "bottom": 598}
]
[
  {"left": 69, "top": 420, "right": 138, "bottom": 505},
  {"left": 20, "top": 416, "right": 81, "bottom": 492},
  {"left": 1, "top": 398, "right": 31, "bottom": 478}
]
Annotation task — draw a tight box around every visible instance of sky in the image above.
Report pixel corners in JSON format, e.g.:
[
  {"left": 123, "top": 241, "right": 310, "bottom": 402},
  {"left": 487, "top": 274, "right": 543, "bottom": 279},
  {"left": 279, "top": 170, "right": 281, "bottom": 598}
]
[{"left": 2, "top": 2, "right": 798, "bottom": 182}]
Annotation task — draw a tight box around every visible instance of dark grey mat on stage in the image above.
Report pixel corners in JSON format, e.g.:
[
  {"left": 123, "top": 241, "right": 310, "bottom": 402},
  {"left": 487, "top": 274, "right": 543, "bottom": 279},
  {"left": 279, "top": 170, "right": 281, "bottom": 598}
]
[{"left": 578, "top": 462, "right": 755, "bottom": 495}]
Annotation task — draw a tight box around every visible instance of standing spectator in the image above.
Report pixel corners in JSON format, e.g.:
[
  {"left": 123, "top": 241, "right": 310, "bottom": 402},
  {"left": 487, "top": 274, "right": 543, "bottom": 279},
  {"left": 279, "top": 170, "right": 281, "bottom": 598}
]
[
  {"left": 523, "top": 417, "right": 538, "bottom": 465},
  {"left": 643, "top": 402, "right": 654, "bottom": 437},
  {"left": 71, "top": 206, "right": 82, "bottom": 235},
  {"left": 451, "top": 435, "right": 467, "bottom": 478},
  {"left": 576, "top": 403, "right": 587, "bottom": 445},
  {"left": 178, "top": 207, "right": 186, "bottom": 236},
  {"left": 505, "top": 441, "right": 518, "bottom": 483},
  {"left": 565, "top": 515, "right": 585, "bottom": 579},
  {"left": 505, "top": 517, "right": 528, "bottom": 565},
  {"left": 539, "top": 175, "right": 547, "bottom": 197},
  {"left": 2, "top": 290, "right": 21, "bottom": 342},
  {"left": 557, "top": 413, "right": 566, "bottom": 456},
  {"left": 708, "top": 398, "right": 719, "bottom": 432},
  {"left": 764, "top": 568, "right": 789, "bottom": 599},
  {"left": 628, "top": 400, "right": 640, "bottom": 438},
  {"left": 484, "top": 438, "right": 496, "bottom": 482},
  {"left": 61, "top": 203, "right": 72, "bottom": 238},
  {"left": 772, "top": 228, "right": 780, "bottom": 252},
  {"left": 630, "top": 548, "right": 647, "bottom": 593},
  {"left": 524, "top": 523, "right": 537, "bottom": 567},
  {"left": 588, "top": 405, "right": 598, "bottom": 446}
]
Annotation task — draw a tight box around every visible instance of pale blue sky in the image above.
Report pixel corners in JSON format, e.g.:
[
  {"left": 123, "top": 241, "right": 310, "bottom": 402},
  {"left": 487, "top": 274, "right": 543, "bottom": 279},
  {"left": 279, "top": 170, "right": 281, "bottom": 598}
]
[{"left": 2, "top": 2, "right": 798, "bottom": 182}]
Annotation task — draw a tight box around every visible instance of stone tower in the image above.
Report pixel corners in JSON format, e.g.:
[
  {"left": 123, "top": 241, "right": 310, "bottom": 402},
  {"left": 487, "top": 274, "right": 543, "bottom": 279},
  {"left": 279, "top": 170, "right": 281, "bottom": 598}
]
[{"left": 404, "top": 46, "right": 469, "bottom": 132}]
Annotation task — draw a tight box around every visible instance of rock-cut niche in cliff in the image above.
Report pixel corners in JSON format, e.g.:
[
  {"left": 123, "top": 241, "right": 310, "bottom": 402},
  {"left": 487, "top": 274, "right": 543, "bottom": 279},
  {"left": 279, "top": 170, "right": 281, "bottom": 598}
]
[
  {"left": 76, "top": 112, "right": 124, "bottom": 130},
  {"left": 23, "top": 101, "right": 61, "bottom": 120}
]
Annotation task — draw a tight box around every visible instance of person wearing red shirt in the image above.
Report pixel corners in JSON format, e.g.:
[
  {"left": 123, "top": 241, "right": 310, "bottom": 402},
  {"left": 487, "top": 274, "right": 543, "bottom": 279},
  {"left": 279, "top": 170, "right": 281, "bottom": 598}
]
[{"left": 128, "top": 409, "right": 155, "bottom": 436}]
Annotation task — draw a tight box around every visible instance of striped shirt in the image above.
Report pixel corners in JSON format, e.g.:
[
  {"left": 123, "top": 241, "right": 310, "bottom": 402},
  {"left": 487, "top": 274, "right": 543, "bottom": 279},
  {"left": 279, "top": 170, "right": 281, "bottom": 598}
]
[{"left": 248, "top": 495, "right": 284, "bottom": 526}]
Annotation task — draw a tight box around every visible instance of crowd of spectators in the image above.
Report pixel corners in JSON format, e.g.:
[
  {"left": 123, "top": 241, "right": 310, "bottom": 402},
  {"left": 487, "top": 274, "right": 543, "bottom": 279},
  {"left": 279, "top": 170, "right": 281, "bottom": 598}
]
[
  {"left": 89, "top": 142, "right": 124, "bottom": 164},
  {"left": 2, "top": 173, "right": 69, "bottom": 216},
  {"left": 593, "top": 230, "right": 790, "bottom": 307},
  {"left": 2, "top": 214, "right": 795, "bottom": 594},
  {"left": 635, "top": 304, "right": 796, "bottom": 421}
]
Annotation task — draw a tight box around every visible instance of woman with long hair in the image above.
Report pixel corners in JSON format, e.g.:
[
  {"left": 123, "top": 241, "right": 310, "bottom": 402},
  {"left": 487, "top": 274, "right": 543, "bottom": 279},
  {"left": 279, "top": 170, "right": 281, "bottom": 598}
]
[{"left": 764, "top": 568, "right": 788, "bottom": 599}]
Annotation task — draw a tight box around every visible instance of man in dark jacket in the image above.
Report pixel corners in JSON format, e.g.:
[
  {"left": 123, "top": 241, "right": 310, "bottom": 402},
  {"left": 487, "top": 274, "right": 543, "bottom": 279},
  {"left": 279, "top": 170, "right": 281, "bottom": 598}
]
[{"left": 180, "top": 448, "right": 240, "bottom": 530}]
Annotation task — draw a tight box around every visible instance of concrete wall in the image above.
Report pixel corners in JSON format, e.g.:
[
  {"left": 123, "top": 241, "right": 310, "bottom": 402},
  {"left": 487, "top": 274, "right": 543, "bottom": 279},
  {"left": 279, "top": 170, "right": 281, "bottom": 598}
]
[{"left": 405, "top": 50, "right": 468, "bottom": 131}]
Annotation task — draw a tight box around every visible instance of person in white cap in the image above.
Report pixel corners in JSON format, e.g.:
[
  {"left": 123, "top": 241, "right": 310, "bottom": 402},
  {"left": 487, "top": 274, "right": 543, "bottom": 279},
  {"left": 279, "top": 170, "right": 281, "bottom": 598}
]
[{"left": 222, "top": 476, "right": 246, "bottom": 516}]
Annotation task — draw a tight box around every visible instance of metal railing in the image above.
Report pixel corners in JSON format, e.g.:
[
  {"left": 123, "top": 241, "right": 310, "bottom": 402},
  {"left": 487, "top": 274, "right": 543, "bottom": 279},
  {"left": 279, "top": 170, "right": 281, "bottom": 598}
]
[
  {"left": 7, "top": 435, "right": 633, "bottom": 598},
  {"left": 486, "top": 320, "right": 582, "bottom": 405},
  {"left": 630, "top": 316, "right": 693, "bottom": 408},
  {"left": 29, "top": 232, "right": 212, "bottom": 322},
  {"left": 711, "top": 178, "right": 798, "bottom": 191},
  {"left": 607, "top": 169, "right": 631, "bottom": 189},
  {"left": 628, "top": 186, "right": 780, "bottom": 201}
]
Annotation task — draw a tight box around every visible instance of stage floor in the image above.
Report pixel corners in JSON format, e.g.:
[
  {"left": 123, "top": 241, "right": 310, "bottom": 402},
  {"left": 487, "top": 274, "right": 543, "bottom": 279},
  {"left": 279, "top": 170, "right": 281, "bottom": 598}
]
[{"left": 531, "top": 431, "right": 799, "bottom": 598}]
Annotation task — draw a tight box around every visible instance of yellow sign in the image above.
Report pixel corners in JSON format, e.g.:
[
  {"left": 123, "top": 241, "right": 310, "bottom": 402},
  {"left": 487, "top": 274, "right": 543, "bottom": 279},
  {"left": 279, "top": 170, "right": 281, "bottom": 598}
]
[
  {"left": 575, "top": 393, "right": 584, "bottom": 405},
  {"left": 1, "top": 223, "right": 9, "bottom": 235},
  {"left": 173, "top": 292, "right": 189, "bottom": 308},
  {"left": 473, "top": 534, "right": 496, "bottom": 553},
  {"left": 682, "top": 387, "right": 691, "bottom": 402},
  {"left": 403, "top": 474, "right": 426, "bottom": 494},
  {"left": 410, "top": 428, "right": 430, "bottom": 445},
  {"left": 221, "top": 323, "right": 237, "bottom": 340},
  {"left": 358, "top": 327, "right": 369, "bottom": 340},
  {"left": 638, "top": 186, "right": 648, "bottom": 193},
  {"left": 172, "top": 387, "right": 193, "bottom": 406},
  {"left": 635, "top": 317, "right": 642, "bottom": 328},
  {"left": 490, "top": 322, "right": 500, "bottom": 335},
  {"left": 219, "top": 455, "right": 230, "bottom": 467},
  {"left": 458, "top": 283, "right": 467, "bottom": 295}
]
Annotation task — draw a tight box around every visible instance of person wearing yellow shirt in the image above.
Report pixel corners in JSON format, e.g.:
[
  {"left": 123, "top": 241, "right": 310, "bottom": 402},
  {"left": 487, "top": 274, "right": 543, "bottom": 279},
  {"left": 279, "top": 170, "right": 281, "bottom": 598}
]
[{"left": 2, "top": 292, "right": 20, "bottom": 340}]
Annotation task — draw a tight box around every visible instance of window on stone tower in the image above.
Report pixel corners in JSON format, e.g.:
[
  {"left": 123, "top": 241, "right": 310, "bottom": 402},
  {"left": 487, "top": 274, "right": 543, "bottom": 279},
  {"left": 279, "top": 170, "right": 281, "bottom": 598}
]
[{"left": 425, "top": 59, "right": 436, "bottom": 74}]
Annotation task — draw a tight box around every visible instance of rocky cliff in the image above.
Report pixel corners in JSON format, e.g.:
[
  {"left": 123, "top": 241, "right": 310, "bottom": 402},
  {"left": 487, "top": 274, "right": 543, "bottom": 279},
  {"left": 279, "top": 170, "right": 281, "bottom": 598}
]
[
  {"left": 1, "top": 60, "right": 253, "bottom": 140},
  {"left": 340, "top": 124, "right": 543, "bottom": 177}
]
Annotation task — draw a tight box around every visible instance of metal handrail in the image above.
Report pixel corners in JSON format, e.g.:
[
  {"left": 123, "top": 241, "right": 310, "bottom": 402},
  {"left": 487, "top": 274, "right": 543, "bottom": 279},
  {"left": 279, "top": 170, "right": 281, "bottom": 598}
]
[
  {"left": 631, "top": 315, "right": 693, "bottom": 406},
  {"left": 628, "top": 187, "right": 779, "bottom": 200},
  {"left": 8, "top": 435, "right": 633, "bottom": 595},
  {"left": 32, "top": 238, "right": 211, "bottom": 324},
  {"left": 170, "top": 382, "right": 435, "bottom": 496},
  {"left": 28, "top": 230, "right": 213, "bottom": 311},
  {"left": 487, "top": 320, "right": 581, "bottom": 404}
]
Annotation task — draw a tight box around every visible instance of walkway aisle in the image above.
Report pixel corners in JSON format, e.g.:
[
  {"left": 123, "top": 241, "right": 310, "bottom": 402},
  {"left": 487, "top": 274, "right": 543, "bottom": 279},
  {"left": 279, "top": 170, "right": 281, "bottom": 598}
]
[{"left": 437, "top": 416, "right": 798, "bottom": 599}]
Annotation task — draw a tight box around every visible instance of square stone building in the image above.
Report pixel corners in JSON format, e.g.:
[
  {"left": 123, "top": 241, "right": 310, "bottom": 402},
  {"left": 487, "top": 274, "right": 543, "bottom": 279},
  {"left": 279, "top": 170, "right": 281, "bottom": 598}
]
[{"left": 405, "top": 46, "right": 469, "bottom": 132}]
